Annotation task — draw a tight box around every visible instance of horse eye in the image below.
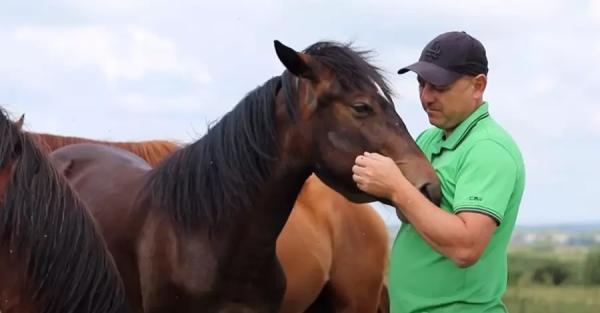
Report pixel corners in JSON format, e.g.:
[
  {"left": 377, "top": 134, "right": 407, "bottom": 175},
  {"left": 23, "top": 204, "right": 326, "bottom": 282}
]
[{"left": 351, "top": 102, "right": 372, "bottom": 115}]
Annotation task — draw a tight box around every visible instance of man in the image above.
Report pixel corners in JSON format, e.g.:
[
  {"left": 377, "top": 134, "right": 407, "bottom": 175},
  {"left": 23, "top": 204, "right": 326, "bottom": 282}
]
[{"left": 352, "top": 31, "right": 525, "bottom": 313}]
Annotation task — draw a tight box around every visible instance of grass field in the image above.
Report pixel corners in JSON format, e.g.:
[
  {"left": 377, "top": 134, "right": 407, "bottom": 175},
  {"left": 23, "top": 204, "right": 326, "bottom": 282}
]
[{"left": 504, "top": 286, "right": 600, "bottom": 313}]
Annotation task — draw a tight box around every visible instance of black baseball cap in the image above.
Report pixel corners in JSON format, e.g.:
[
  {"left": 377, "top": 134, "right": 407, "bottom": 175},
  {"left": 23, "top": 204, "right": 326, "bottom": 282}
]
[{"left": 398, "top": 31, "right": 488, "bottom": 87}]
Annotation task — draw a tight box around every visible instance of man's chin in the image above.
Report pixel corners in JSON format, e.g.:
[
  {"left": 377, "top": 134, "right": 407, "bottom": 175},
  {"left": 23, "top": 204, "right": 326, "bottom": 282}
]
[{"left": 428, "top": 117, "right": 442, "bottom": 126}]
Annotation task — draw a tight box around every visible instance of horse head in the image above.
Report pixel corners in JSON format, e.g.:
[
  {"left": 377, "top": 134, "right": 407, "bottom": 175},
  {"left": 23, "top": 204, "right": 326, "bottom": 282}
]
[{"left": 274, "top": 40, "right": 441, "bottom": 205}]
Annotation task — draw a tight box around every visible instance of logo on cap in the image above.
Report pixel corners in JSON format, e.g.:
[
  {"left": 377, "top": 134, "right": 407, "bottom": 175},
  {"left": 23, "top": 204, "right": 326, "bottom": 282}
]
[{"left": 424, "top": 41, "right": 441, "bottom": 60}]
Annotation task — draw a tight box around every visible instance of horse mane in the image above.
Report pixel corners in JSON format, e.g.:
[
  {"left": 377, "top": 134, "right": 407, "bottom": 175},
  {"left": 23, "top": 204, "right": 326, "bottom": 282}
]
[
  {"left": 30, "top": 132, "right": 181, "bottom": 166},
  {"left": 0, "top": 109, "right": 128, "bottom": 313},
  {"left": 147, "top": 75, "right": 284, "bottom": 229},
  {"left": 147, "top": 41, "right": 392, "bottom": 230},
  {"left": 303, "top": 41, "right": 395, "bottom": 105}
]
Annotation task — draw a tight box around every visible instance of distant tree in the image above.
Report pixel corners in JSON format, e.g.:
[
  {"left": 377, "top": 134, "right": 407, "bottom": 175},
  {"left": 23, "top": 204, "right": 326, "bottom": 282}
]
[
  {"left": 583, "top": 248, "right": 600, "bottom": 285},
  {"left": 507, "top": 268, "right": 524, "bottom": 286},
  {"left": 531, "top": 261, "right": 570, "bottom": 285}
]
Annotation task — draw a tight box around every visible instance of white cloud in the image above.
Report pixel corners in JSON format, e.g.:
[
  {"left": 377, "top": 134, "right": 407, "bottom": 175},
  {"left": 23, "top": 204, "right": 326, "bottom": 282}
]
[
  {"left": 531, "top": 75, "right": 558, "bottom": 95},
  {"left": 591, "top": 0, "right": 600, "bottom": 19},
  {"left": 12, "top": 26, "right": 211, "bottom": 84},
  {"left": 344, "top": 0, "right": 565, "bottom": 21},
  {"left": 61, "top": 0, "right": 148, "bottom": 13},
  {"left": 590, "top": 110, "right": 600, "bottom": 136}
]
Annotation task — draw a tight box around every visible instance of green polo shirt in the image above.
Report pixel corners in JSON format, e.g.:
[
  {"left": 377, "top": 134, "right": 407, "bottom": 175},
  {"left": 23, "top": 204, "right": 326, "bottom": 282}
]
[{"left": 389, "top": 102, "right": 525, "bottom": 313}]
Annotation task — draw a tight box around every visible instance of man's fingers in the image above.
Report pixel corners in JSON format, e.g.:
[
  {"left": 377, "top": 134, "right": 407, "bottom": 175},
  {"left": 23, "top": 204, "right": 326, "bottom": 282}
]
[
  {"left": 353, "top": 173, "right": 365, "bottom": 184},
  {"left": 354, "top": 177, "right": 368, "bottom": 191},
  {"left": 355, "top": 154, "right": 370, "bottom": 166},
  {"left": 352, "top": 164, "right": 365, "bottom": 175},
  {"left": 358, "top": 152, "right": 384, "bottom": 165},
  {"left": 369, "top": 152, "right": 388, "bottom": 161},
  {"left": 353, "top": 165, "right": 374, "bottom": 179}
]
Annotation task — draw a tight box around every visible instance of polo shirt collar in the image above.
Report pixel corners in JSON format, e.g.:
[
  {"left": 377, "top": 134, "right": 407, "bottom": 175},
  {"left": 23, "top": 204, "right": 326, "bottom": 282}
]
[{"left": 433, "top": 102, "right": 490, "bottom": 154}]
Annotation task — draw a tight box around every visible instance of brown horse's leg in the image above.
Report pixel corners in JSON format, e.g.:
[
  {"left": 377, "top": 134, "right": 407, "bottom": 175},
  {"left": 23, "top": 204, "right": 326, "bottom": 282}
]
[
  {"left": 304, "top": 283, "right": 334, "bottom": 313},
  {"left": 377, "top": 283, "right": 390, "bottom": 313},
  {"left": 328, "top": 269, "right": 384, "bottom": 313},
  {"left": 277, "top": 202, "right": 331, "bottom": 313}
]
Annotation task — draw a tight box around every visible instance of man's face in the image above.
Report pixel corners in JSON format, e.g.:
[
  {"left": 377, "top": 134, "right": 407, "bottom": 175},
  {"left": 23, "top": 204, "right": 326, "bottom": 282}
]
[{"left": 418, "top": 75, "right": 485, "bottom": 132}]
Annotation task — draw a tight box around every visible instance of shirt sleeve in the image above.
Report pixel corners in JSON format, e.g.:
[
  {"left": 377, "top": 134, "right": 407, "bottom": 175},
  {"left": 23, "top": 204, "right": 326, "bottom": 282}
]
[{"left": 452, "top": 140, "right": 518, "bottom": 225}]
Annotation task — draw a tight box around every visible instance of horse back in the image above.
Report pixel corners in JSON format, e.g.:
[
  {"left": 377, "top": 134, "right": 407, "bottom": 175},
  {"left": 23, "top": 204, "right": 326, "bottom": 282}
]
[{"left": 49, "top": 143, "right": 153, "bottom": 312}]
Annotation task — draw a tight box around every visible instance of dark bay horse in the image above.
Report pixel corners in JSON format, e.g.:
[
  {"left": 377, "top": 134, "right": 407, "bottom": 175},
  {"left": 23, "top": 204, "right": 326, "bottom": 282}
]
[
  {"left": 30, "top": 131, "right": 389, "bottom": 313},
  {"left": 0, "top": 108, "right": 129, "bottom": 313},
  {"left": 49, "top": 40, "right": 441, "bottom": 313}
]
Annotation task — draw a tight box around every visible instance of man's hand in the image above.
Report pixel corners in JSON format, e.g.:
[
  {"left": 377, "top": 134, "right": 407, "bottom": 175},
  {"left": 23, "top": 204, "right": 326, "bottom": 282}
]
[{"left": 352, "top": 152, "right": 410, "bottom": 200}]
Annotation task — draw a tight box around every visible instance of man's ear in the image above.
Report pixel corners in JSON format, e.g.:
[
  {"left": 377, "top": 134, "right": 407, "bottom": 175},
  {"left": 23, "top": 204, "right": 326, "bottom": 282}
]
[{"left": 472, "top": 74, "right": 487, "bottom": 99}]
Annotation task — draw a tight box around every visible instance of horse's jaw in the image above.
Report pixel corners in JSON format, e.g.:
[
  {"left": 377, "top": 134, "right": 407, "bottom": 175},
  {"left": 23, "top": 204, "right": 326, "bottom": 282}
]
[{"left": 312, "top": 170, "right": 377, "bottom": 204}]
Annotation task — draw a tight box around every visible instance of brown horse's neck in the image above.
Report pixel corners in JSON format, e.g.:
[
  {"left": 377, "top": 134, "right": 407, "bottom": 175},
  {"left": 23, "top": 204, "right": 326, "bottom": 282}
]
[
  {"left": 241, "top": 165, "right": 312, "bottom": 243},
  {"left": 217, "top": 89, "right": 318, "bottom": 261},
  {"left": 209, "top": 139, "right": 313, "bottom": 305},
  {"left": 233, "top": 86, "right": 316, "bottom": 242},
  {"left": 0, "top": 251, "right": 39, "bottom": 313},
  {"left": 0, "top": 164, "right": 12, "bottom": 203}
]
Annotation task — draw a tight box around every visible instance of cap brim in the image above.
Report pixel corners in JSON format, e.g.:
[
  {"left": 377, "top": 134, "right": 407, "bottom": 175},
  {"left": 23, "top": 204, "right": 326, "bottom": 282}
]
[{"left": 398, "top": 61, "right": 461, "bottom": 87}]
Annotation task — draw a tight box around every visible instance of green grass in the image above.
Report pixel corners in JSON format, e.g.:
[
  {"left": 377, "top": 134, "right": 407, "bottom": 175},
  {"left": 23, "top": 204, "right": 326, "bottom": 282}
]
[
  {"left": 509, "top": 245, "right": 589, "bottom": 262},
  {"left": 504, "top": 286, "right": 600, "bottom": 313}
]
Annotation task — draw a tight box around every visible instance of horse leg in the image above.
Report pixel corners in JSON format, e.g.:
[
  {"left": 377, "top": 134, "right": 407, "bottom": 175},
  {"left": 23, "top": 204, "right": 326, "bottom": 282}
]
[
  {"left": 330, "top": 229, "right": 387, "bottom": 313},
  {"left": 304, "top": 283, "right": 334, "bottom": 313},
  {"left": 377, "top": 283, "right": 390, "bottom": 313},
  {"left": 329, "top": 277, "right": 383, "bottom": 313},
  {"left": 278, "top": 262, "right": 328, "bottom": 313},
  {"left": 277, "top": 205, "right": 331, "bottom": 313}
]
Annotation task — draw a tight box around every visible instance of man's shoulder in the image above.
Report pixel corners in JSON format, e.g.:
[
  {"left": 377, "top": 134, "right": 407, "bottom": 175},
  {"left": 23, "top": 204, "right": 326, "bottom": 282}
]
[
  {"left": 463, "top": 117, "right": 525, "bottom": 173},
  {"left": 468, "top": 117, "right": 521, "bottom": 155}
]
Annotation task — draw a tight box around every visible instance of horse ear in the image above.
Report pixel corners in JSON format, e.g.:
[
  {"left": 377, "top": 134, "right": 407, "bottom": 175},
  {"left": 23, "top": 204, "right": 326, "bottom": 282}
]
[
  {"left": 274, "top": 40, "right": 317, "bottom": 81},
  {"left": 15, "top": 114, "right": 25, "bottom": 130}
]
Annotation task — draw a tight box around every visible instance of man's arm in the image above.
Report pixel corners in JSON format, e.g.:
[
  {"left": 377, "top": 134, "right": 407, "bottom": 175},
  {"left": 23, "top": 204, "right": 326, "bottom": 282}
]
[
  {"left": 353, "top": 143, "right": 517, "bottom": 267},
  {"left": 390, "top": 185, "right": 497, "bottom": 268}
]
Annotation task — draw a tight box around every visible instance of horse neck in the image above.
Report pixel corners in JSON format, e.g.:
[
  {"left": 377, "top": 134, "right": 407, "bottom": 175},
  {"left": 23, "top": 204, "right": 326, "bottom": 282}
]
[
  {"left": 221, "top": 92, "right": 317, "bottom": 252},
  {"left": 150, "top": 78, "right": 316, "bottom": 247},
  {"left": 242, "top": 161, "right": 312, "bottom": 242},
  {"left": 0, "top": 164, "right": 12, "bottom": 201},
  {"left": 0, "top": 251, "right": 39, "bottom": 313},
  {"left": 205, "top": 121, "right": 314, "bottom": 294}
]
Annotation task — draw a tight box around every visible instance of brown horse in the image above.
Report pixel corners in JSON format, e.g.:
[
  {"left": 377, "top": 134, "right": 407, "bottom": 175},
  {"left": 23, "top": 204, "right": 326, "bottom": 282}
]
[
  {"left": 0, "top": 108, "right": 129, "bottom": 313},
  {"left": 28, "top": 131, "right": 181, "bottom": 167},
  {"left": 278, "top": 175, "right": 390, "bottom": 313},
  {"left": 29, "top": 130, "right": 389, "bottom": 313},
  {"left": 49, "top": 40, "right": 441, "bottom": 313}
]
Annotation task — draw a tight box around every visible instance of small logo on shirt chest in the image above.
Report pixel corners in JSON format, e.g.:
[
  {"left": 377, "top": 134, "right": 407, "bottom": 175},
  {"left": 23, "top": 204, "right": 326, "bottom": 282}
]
[{"left": 469, "top": 196, "right": 483, "bottom": 201}]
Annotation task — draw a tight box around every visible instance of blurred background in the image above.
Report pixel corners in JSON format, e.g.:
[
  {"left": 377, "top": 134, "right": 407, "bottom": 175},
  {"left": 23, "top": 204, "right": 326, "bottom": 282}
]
[{"left": 2, "top": 1, "right": 599, "bottom": 311}]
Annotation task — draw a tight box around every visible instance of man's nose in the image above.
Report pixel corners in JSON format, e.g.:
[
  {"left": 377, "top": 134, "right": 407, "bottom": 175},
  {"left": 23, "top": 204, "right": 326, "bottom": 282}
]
[{"left": 420, "top": 85, "right": 435, "bottom": 103}]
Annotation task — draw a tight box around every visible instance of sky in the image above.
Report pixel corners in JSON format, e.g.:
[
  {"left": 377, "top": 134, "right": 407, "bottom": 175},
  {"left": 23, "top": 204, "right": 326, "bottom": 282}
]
[{"left": 1, "top": 0, "right": 599, "bottom": 226}]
